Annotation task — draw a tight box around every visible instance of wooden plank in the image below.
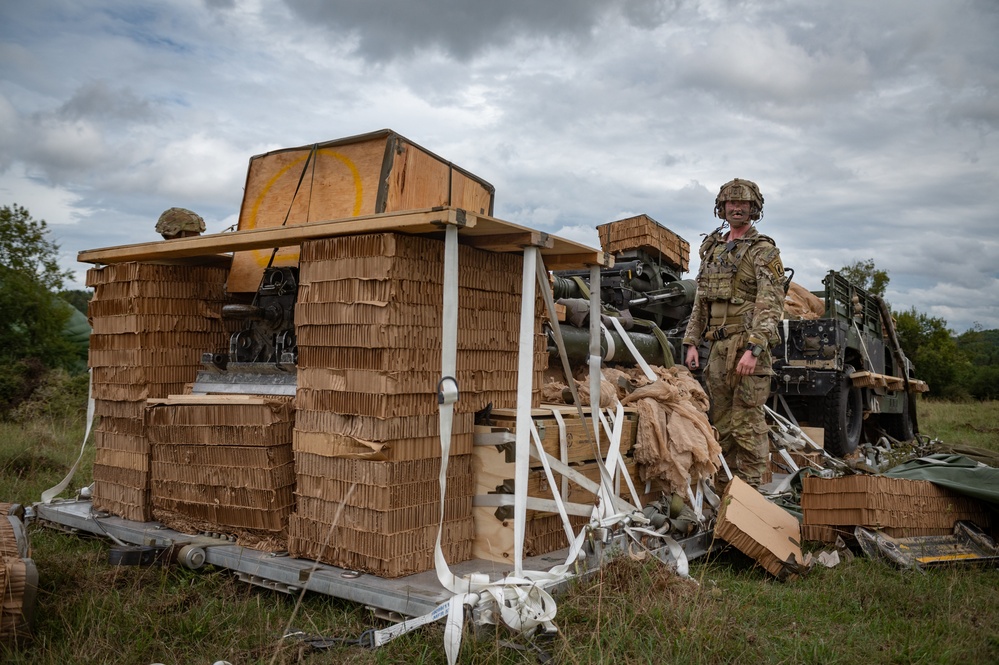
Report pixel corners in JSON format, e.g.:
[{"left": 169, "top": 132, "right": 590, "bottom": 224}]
[
  {"left": 77, "top": 208, "right": 470, "bottom": 265},
  {"left": 455, "top": 211, "right": 609, "bottom": 267},
  {"left": 147, "top": 395, "right": 280, "bottom": 406},
  {"left": 450, "top": 169, "right": 494, "bottom": 216},
  {"left": 79, "top": 207, "right": 608, "bottom": 271},
  {"left": 231, "top": 137, "right": 389, "bottom": 291},
  {"left": 542, "top": 252, "right": 612, "bottom": 270},
  {"left": 384, "top": 142, "right": 452, "bottom": 213},
  {"left": 227, "top": 131, "right": 497, "bottom": 291},
  {"left": 461, "top": 232, "right": 554, "bottom": 252}
]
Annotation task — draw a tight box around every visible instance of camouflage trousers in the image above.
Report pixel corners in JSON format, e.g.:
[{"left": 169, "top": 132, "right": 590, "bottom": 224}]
[{"left": 703, "top": 336, "right": 771, "bottom": 487}]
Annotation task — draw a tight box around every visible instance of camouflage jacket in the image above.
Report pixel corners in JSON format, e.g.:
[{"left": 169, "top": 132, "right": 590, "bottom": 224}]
[{"left": 682, "top": 225, "right": 785, "bottom": 350}]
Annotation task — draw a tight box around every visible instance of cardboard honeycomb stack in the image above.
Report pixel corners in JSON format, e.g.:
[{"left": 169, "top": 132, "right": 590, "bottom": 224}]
[
  {"left": 86, "top": 263, "right": 230, "bottom": 522},
  {"left": 596, "top": 214, "right": 690, "bottom": 272},
  {"left": 146, "top": 396, "right": 295, "bottom": 546},
  {"left": 288, "top": 232, "right": 547, "bottom": 577},
  {"left": 800, "top": 475, "right": 993, "bottom": 543},
  {"left": 0, "top": 505, "right": 36, "bottom": 645}
]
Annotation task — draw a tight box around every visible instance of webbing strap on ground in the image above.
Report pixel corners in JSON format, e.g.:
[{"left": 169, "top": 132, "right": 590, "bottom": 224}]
[{"left": 42, "top": 369, "right": 95, "bottom": 504}]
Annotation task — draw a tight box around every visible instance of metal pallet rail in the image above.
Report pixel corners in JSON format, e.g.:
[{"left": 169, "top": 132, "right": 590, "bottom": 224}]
[{"left": 35, "top": 500, "right": 712, "bottom": 619}]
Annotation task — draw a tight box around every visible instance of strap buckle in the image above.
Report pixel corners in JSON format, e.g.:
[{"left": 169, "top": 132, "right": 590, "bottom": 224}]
[{"left": 707, "top": 325, "right": 730, "bottom": 341}]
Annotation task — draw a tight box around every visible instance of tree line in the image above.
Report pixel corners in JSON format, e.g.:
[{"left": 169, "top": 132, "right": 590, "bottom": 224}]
[{"left": 841, "top": 259, "right": 998, "bottom": 400}]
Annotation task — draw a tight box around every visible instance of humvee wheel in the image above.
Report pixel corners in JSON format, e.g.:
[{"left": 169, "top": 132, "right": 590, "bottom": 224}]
[
  {"left": 824, "top": 365, "right": 863, "bottom": 456},
  {"left": 883, "top": 394, "right": 916, "bottom": 442}
]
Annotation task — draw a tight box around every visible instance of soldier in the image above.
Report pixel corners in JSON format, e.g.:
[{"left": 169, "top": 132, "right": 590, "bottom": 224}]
[
  {"left": 682, "top": 179, "right": 784, "bottom": 487},
  {"left": 156, "top": 207, "right": 205, "bottom": 240}
]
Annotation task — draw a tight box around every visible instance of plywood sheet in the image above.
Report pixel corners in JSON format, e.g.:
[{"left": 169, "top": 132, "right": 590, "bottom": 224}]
[{"left": 227, "top": 130, "right": 496, "bottom": 292}]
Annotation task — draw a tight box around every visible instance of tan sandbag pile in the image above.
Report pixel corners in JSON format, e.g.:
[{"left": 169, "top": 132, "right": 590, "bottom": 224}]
[
  {"left": 559, "top": 365, "right": 722, "bottom": 494},
  {"left": 785, "top": 281, "right": 825, "bottom": 320},
  {"left": 620, "top": 366, "right": 721, "bottom": 493}
]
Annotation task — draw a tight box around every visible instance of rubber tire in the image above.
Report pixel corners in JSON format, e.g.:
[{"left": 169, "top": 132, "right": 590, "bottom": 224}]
[
  {"left": 883, "top": 394, "right": 916, "bottom": 442},
  {"left": 824, "top": 365, "right": 864, "bottom": 456}
]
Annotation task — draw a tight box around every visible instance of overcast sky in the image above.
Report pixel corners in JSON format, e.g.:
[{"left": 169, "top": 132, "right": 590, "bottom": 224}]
[{"left": 1, "top": 0, "right": 997, "bottom": 333}]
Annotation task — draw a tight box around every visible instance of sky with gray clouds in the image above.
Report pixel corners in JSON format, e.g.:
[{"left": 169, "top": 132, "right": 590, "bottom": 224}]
[{"left": 1, "top": 0, "right": 997, "bottom": 333}]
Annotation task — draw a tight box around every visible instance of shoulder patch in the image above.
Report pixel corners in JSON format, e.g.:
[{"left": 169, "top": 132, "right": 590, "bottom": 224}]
[{"left": 766, "top": 254, "right": 785, "bottom": 282}]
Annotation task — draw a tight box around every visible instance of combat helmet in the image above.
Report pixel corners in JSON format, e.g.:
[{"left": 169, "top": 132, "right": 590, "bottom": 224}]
[
  {"left": 714, "top": 178, "right": 764, "bottom": 222},
  {"left": 156, "top": 207, "right": 205, "bottom": 238}
]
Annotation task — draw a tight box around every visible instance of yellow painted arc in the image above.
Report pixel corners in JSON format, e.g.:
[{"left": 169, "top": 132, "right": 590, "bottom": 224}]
[{"left": 245, "top": 149, "right": 364, "bottom": 267}]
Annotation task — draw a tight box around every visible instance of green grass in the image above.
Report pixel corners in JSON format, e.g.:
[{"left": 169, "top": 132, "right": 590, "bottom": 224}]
[
  {"left": 919, "top": 399, "right": 999, "bottom": 451},
  {"left": 1, "top": 400, "right": 997, "bottom": 664}
]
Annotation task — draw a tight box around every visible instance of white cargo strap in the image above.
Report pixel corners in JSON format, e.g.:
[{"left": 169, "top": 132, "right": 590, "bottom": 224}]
[
  {"left": 550, "top": 409, "right": 570, "bottom": 501},
  {"left": 601, "top": 325, "right": 616, "bottom": 361},
  {"left": 513, "top": 246, "right": 540, "bottom": 576},
  {"left": 597, "top": 405, "right": 643, "bottom": 510},
  {"left": 686, "top": 485, "right": 703, "bottom": 521},
  {"left": 782, "top": 319, "right": 790, "bottom": 364},
  {"left": 381, "top": 239, "right": 654, "bottom": 663},
  {"left": 529, "top": 420, "right": 582, "bottom": 543},
  {"left": 588, "top": 264, "right": 602, "bottom": 451},
  {"left": 606, "top": 315, "right": 657, "bottom": 382},
  {"left": 42, "top": 369, "right": 95, "bottom": 504},
  {"left": 621, "top": 526, "right": 691, "bottom": 578},
  {"left": 408, "top": 237, "right": 563, "bottom": 664},
  {"left": 718, "top": 453, "right": 734, "bottom": 481}
]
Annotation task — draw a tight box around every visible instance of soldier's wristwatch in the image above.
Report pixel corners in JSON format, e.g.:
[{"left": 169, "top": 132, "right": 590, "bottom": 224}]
[{"left": 746, "top": 343, "right": 764, "bottom": 358}]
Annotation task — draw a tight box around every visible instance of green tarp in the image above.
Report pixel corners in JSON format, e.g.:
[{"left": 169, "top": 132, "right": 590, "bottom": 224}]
[{"left": 885, "top": 454, "right": 999, "bottom": 506}]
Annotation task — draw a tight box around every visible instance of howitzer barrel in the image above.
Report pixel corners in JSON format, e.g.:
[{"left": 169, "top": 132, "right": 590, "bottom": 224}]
[
  {"left": 628, "top": 279, "right": 697, "bottom": 307},
  {"left": 551, "top": 275, "right": 585, "bottom": 300},
  {"left": 549, "top": 323, "right": 672, "bottom": 366}
]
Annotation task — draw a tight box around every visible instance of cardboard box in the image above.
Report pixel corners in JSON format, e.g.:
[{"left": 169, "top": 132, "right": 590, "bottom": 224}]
[
  {"left": 478, "top": 406, "right": 639, "bottom": 465},
  {"left": 801, "top": 475, "right": 992, "bottom": 540},
  {"left": 471, "top": 406, "right": 661, "bottom": 561},
  {"left": 715, "top": 477, "right": 803, "bottom": 579},
  {"left": 596, "top": 214, "right": 690, "bottom": 272},
  {"left": 800, "top": 426, "right": 824, "bottom": 449},
  {"left": 228, "top": 130, "right": 495, "bottom": 292},
  {"left": 472, "top": 508, "right": 588, "bottom": 564}
]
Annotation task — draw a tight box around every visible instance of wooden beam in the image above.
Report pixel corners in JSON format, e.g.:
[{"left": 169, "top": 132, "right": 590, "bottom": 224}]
[
  {"left": 78, "top": 207, "right": 472, "bottom": 265},
  {"left": 461, "top": 231, "right": 554, "bottom": 252},
  {"left": 542, "top": 252, "right": 613, "bottom": 271}
]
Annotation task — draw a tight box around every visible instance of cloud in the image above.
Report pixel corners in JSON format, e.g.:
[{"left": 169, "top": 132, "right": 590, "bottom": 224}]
[
  {"left": 280, "top": 0, "right": 641, "bottom": 62},
  {"left": 57, "top": 80, "right": 157, "bottom": 123},
  {"left": 677, "top": 23, "right": 872, "bottom": 108},
  {"left": 1, "top": 0, "right": 997, "bottom": 333}
]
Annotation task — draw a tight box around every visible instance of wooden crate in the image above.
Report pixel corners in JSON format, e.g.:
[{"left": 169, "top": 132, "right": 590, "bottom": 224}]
[
  {"left": 228, "top": 129, "right": 496, "bottom": 292},
  {"left": 472, "top": 407, "right": 665, "bottom": 563}
]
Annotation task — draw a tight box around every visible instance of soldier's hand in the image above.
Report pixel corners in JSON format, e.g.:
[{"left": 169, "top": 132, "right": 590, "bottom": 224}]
[
  {"left": 685, "top": 345, "right": 699, "bottom": 370},
  {"left": 736, "top": 350, "right": 758, "bottom": 376}
]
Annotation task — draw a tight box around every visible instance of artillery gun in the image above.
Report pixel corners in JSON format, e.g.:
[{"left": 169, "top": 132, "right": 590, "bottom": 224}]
[
  {"left": 549, "top": 248, "right": 696, "bottom": 367},
  {"left": 549, "top": 215, "right": 925, "bottom": 457}
]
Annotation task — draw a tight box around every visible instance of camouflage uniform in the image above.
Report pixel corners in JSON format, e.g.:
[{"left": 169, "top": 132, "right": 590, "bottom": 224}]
[{"left": 683, "top": 225, "right": 784, "bottom": 486}]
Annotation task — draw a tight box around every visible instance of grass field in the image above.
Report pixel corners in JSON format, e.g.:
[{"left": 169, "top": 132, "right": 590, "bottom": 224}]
[{"left": 1, "top": 399, "right": 997, "bottom": 664}]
